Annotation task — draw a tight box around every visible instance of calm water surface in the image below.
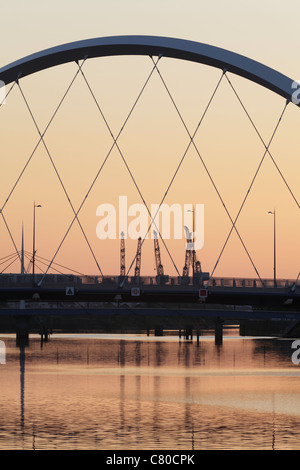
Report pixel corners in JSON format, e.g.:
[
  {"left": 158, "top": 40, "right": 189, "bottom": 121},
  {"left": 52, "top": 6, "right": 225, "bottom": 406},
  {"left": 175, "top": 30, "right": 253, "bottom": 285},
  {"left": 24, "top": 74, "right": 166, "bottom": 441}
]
[{"left": 1, "top": 330, "right": 300, "bottom": 450}]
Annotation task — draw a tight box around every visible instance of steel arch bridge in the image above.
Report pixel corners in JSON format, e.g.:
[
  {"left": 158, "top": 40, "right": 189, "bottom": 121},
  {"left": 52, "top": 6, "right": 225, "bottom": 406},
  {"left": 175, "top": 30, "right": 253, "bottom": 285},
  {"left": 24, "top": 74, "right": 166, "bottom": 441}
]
[
  {"left": 0, "top": 35, "right": 298, "bottom": 101},
  {"left": 0, "top": 35, "right": 299, "bottom": 293}
]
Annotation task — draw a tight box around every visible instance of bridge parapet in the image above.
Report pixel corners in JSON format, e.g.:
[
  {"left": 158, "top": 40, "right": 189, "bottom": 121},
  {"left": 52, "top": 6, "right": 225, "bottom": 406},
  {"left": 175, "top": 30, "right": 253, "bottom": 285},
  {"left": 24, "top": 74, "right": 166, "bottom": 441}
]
[{"left": 0, "top": 273, "right": 298, "bottom": 290}]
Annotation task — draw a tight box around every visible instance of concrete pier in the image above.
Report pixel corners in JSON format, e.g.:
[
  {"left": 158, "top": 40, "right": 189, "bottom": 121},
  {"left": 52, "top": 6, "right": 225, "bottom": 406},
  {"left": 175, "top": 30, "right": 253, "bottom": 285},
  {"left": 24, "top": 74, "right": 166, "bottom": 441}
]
[
  {"left": 16, "top": 328, "right": 29, "bottom": 347},
  {"left": 154, "top": 327, "right": 164, "bottom": 336},
  {"left": 215, "top": 319, "right": 223, "bottom": 345},
  {"left": 185, "top": 327, "right": 193, "bottom": 341}
]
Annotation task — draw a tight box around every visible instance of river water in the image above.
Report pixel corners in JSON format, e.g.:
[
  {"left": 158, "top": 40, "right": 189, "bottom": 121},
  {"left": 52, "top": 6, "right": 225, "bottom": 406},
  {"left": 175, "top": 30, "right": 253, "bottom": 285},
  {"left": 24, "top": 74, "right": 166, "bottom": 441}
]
[{"left": 0, "top": 329, "right": 300, "bottom": 450}]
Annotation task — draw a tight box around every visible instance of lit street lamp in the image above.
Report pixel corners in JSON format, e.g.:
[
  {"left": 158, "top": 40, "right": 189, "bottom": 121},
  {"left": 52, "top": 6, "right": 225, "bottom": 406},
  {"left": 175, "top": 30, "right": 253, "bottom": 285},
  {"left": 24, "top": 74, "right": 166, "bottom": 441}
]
[
  {"left": 33, "top": 201, "right": 42, "bottom": 284},
  {"left": 268, "top": 209, "right": 276, "bottom": 287}
]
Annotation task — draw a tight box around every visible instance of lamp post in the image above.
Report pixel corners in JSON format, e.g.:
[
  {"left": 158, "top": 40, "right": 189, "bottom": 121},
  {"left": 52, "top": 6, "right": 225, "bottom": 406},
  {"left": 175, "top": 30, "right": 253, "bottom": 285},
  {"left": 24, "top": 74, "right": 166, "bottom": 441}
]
[
  {"left": 268, "top": 209, "right": 276, "bottom": 287},
  {"left": 33, "top": 201, "right": 42, "bottom": 284}
]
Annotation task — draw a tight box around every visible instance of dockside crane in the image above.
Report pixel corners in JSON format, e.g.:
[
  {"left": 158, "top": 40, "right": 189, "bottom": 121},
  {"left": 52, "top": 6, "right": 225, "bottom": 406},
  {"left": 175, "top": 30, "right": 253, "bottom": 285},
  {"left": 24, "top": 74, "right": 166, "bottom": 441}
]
[
  {"left": 182, "top": 226, "right": 202, "bottom": 277},
  {"left": 153, "top": 230, "right": 164, "bottom": 276},
  {"left": 120, "top": 232, "right": 126, "bottom": 277},
  {"left": 134, "top": 237, "right": 142, "bottom": 277},
  {"left": 183, "top": 226, "right": 193, "bottom": 277}
]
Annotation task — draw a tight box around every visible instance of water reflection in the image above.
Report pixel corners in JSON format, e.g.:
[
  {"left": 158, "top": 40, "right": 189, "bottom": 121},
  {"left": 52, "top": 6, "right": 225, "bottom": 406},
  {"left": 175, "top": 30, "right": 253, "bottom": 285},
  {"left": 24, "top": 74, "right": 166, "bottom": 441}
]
[
  {"left": 1, "top": 332, "right": 300, "bottom": 449},
  {"left": 19, "top": 344, "right": 25, "bottom": 431}
]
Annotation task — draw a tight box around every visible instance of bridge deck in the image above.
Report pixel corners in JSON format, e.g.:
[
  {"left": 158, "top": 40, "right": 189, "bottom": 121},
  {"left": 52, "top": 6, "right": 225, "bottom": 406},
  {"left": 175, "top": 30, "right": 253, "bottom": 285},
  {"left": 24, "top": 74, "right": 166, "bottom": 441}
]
[
  {"left": 0, "top": 273, "right": 298, "bottom": 289},
  {"left": 0, "top": 274, "right": 298, "bottom": 341},
  {"left": 0, "top": 274, "right": 299, "bottom": 311}
]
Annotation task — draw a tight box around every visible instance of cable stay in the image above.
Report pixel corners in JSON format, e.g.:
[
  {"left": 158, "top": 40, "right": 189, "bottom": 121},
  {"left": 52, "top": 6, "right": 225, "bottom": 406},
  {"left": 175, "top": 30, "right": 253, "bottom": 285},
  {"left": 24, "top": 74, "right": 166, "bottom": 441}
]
[
  {"left": 0, "top": 62, "right": 88, "bottom": 274},
  {"left": 0, "top": 252, "right": 21, "bottom": 274},
  {"left": 16, "top": 79, "right": 103, "bottom": 278},
  {"left": 150, "top": 59, "right": 269, "bottom": 285},
  {"left": 206, "top": 98, "right": 289, "bottom": 286},
  {"left": 79, "top": 61, "right": 181, "bottom": 281},
  {"left": 121, "top": 65, "right": 225, "bottom": 283},
  {"left": 225, "top": 74, "right": 300, "bottom": 210},
  {"left": 22, "top": 250, "right": 85, "bottom": 277},
  {"left": 0, "top": 212, "right": 22, "bottom": 264},
  {"left": 1, "top": 61, "right": 86, "bottom": 215},
  {"left": 38, "top": 57, "right": 166, "bottom": 287}
]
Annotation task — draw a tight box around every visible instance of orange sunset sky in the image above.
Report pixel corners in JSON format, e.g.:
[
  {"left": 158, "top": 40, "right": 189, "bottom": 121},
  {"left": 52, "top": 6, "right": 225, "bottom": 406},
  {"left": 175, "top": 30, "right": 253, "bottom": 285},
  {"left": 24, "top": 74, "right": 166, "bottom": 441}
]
[{"left": 1, "top": 1, "right": 300, "bottom": 280}]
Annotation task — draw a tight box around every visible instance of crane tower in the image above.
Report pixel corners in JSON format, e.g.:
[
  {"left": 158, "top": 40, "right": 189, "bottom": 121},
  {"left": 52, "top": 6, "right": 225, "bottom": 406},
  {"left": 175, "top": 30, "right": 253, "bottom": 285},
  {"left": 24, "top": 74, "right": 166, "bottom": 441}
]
[
  {"left": 182, "top": 225, "right": 202, "bottom": 277},
  {"left": 120, "top": 232, "right": 125, "bottom": 277},
  {"left": 153, "top": 230, "right": 164, "bottom": 276},
  {"left": 134, "top": 237, "right": 142, "bottom": 277}
]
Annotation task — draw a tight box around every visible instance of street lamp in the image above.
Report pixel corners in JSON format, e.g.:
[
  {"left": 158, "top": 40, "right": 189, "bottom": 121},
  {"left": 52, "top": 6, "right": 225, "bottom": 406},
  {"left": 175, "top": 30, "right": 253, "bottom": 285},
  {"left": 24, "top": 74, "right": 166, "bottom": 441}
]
[
  {"left": 268, "top": 209, "right": 276, "bottom": 287},
  {"left": 33, "top": 201, "right": 42, "bottom": 283}
]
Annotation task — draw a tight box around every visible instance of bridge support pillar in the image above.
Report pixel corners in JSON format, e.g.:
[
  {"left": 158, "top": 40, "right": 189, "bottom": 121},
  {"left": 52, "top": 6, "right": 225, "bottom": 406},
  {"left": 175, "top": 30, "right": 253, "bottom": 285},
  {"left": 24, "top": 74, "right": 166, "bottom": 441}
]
[
  {"left": 239, "top": 321, "right": 246, "bottom": 336},
  {"left": 215, "top": 318, "right": 223, "bottom": 346},
  {"left": 185, "top": 327, "right": 193, "bottom": 341},
  {"left": 16, "top": 328, "right": 29, "bottom": 347},
  {"left": 15, "top": 315, "right": 30, "bottom": 347},
  {"left": 154, "top": 328, "right": 163, "bottom": 337}
]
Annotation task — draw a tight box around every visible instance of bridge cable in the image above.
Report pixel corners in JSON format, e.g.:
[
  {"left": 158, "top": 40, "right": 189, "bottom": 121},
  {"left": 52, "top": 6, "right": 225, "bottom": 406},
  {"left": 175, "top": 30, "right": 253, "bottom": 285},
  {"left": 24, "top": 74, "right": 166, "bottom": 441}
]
[
  {"left": 122, "top": 65, "right": 226, "bottom": 280},
  {"left": 1, "top": 61, "right": 86, "bottom": 215},
  {"left": 0, "top": 251, "right": 21, "bottom": 267},
  {"left": 225, "top": 74, "right": 300, "bottom": 209},
  {"left": 122, "top": 65, "right": 226, "bottom": 281},
  {"left": 38, "top": 57, "right": 166, "bottom": 285},
  {"left": 0, "top": 62, "right": 86, "bottom": 273},
  {"left": 23, "top": 252, "right": 66, "bottom": 275},
  {"left": 0, "top": 211, "right": 22, "bottom": 263},
  {"left": 207, "top": 98, "right": 289, "bottom": 285},
  {"left": 16, "top": 79, "right": 104, "bottom": 277},
  {"left": 0, "top": 81, "right": 24, "bottom": 263},
  {"left": 23, "top": 251, "right": 85, "bottom": 276},
  {"left": 78, "top": 62, "right": 181, "bottom": 278},
  {"left": 0, "top": 252, "right": 20, "bottom": 274},
  {"left": 150, "top": 60, "right": 263, "bottom": 282}
]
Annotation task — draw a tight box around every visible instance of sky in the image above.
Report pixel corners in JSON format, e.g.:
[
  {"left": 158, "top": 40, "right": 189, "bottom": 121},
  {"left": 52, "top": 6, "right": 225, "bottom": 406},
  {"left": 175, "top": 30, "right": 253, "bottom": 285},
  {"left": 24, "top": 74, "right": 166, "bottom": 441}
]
[{"left": 1, "top": 0, "right": 300, "bottom": 280}]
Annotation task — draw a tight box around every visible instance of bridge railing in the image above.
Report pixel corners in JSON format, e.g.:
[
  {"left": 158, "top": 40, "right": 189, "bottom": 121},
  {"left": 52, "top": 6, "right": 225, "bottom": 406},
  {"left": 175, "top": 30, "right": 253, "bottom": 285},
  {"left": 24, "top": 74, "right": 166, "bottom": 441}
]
[
  {"left": 206, "top": 278, "right": 295, "bottom": 288},
  {"left": 0, "top": 273, "right": 298, "bottom": 290}
]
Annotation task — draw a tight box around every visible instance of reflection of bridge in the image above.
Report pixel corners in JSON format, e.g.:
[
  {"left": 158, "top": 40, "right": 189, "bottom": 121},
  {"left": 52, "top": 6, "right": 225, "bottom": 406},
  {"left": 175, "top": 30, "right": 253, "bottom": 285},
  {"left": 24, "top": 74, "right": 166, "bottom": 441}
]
[{"left": 1, "top": 36, "right": 300, "bottom": 344}]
